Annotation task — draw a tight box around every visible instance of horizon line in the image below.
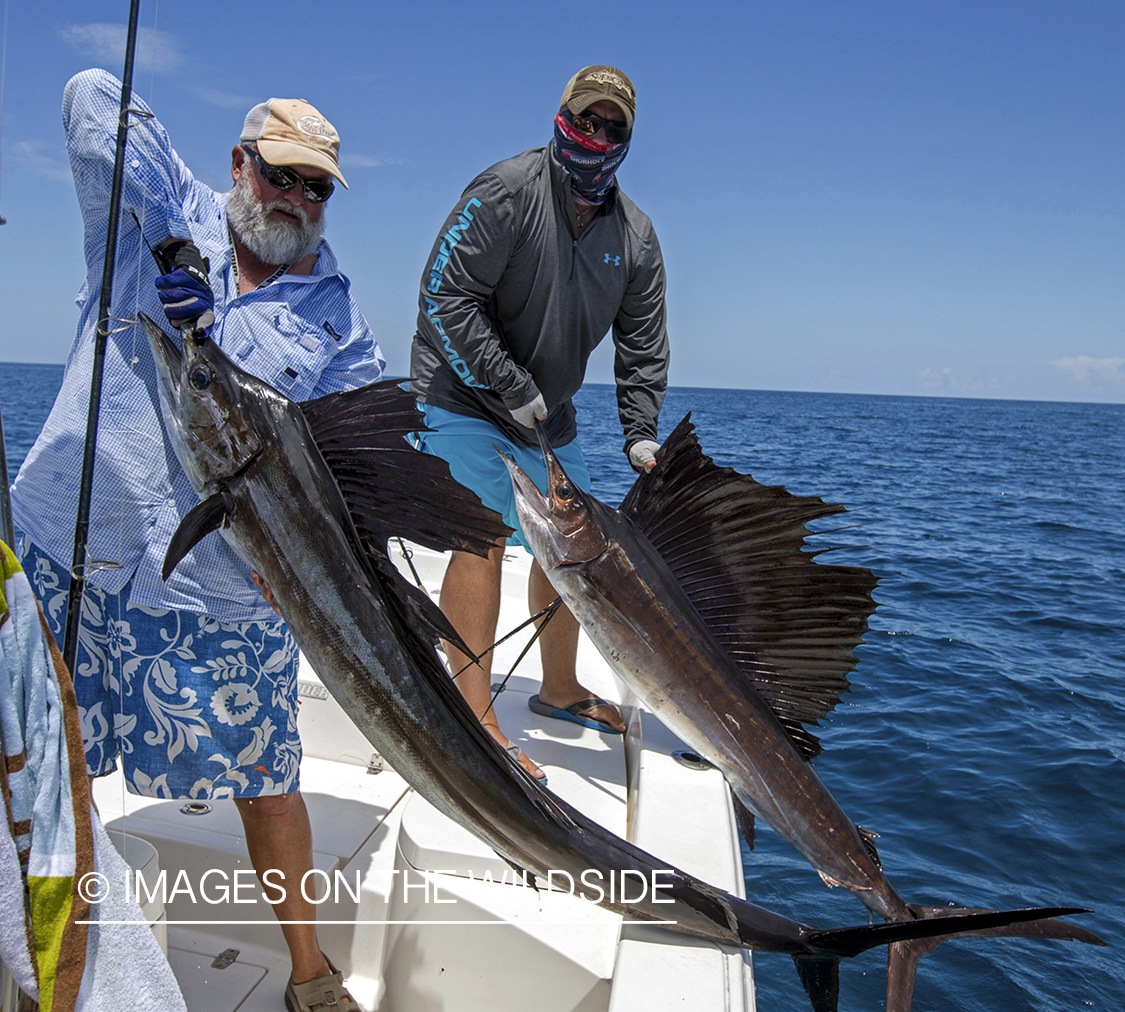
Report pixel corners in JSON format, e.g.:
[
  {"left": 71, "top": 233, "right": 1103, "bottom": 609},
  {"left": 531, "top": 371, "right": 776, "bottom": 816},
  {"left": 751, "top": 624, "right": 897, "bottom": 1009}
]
[{"left": 1, "top": 361, "right": 1122, "bottom": 409}]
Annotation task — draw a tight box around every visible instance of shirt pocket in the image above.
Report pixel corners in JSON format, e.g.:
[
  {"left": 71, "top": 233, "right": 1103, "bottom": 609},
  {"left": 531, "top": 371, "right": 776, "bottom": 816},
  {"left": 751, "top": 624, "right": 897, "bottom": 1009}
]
[{"left": 223, "top": 302, "right": 335, "bottom": 402}]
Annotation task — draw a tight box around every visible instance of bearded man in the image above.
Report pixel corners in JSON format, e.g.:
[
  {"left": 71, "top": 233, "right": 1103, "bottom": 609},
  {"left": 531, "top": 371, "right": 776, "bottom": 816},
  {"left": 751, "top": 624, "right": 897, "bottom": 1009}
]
[{"left": 10, "top": 69, "right": 379, "bottom": 1012}]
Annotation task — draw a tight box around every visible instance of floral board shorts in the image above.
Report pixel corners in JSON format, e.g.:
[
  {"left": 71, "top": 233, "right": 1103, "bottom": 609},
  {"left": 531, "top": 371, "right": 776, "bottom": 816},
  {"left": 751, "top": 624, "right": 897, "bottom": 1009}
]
[{"left": 20, "top": 540, "right": 302, "bottom": 800}]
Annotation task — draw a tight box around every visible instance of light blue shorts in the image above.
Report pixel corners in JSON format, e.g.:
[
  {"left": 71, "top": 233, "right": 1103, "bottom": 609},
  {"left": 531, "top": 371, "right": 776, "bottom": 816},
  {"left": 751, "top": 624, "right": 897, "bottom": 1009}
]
[
  {"left": 20, "top": 539, "right": 302, "bottom": 800},
  {"left": 413, "top": 404, "right": 591, "bottom": 551}
]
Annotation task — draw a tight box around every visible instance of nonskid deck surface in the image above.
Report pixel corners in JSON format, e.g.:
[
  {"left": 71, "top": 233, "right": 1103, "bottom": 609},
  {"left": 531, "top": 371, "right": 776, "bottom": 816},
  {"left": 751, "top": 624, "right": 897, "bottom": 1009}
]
[{"left": 93, "top": 545, "right": 754, "bottom": 1012}]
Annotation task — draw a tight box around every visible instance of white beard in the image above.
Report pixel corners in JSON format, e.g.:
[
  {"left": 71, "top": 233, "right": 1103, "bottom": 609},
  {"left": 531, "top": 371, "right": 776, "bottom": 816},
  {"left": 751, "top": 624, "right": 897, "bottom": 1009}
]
[{"left": 226, "top": 169, "right": 326, "bottom": 265}]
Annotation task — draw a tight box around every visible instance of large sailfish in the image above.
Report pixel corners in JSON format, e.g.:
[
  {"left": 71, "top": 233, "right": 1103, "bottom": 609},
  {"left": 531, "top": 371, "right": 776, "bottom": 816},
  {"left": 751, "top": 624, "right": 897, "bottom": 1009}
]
[{"left": 502, "top": 416, "right": 1103, "bottom": 1010}]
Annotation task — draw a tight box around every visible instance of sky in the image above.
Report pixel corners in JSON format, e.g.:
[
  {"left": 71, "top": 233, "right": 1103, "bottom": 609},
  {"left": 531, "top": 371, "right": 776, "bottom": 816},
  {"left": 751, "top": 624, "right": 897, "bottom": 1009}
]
[{"left": 0, "top": 0, "right": 1121, "bottom": 403}]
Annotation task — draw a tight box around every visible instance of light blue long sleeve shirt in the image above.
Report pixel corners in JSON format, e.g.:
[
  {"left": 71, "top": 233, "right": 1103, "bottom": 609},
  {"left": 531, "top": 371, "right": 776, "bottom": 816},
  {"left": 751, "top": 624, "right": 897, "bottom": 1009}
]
[{"left": 11, "top": 69, "right": 385, "bottom": 621}]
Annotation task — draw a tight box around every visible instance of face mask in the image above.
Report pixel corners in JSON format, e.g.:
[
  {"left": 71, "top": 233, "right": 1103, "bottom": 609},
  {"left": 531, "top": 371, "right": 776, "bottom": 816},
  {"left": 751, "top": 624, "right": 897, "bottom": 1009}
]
[{"left": 553, "top": 110, "right": 630, "bottom": 203}]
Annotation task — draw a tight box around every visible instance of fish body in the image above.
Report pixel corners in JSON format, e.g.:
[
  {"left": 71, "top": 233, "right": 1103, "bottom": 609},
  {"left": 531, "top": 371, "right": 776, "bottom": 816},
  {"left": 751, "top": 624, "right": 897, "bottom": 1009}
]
[
  {"left": 552, "top": 492, "right": 900, "bottom": 912},
  {"left": 503, "top": 416, "right": 1104, "bottom": 1008}
]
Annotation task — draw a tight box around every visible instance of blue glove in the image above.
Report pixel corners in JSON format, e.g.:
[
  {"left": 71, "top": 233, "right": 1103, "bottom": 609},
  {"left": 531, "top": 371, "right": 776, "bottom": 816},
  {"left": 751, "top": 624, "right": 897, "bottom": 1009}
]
[{"left": 154, "top": 240, "right": 214, "bottom": 330}]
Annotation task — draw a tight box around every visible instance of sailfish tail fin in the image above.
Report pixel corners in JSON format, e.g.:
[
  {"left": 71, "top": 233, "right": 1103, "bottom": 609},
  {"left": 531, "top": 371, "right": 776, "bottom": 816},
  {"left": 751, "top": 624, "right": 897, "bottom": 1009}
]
[
  {"left": 787, "top": 906, "right": 1100, "bottom": 1012},
  {"left": 881, "top": 905, "right": 1106, "bottom": 1012}
]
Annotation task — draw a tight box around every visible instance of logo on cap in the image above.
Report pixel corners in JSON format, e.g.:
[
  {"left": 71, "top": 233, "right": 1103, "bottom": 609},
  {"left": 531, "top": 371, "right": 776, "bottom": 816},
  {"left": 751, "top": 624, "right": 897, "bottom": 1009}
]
[
  {"left": 296, "top": 115, "right": 332, "bottom": 139},
  {"left": 583, "top": 70, "right": 634, "bottom": 100}
]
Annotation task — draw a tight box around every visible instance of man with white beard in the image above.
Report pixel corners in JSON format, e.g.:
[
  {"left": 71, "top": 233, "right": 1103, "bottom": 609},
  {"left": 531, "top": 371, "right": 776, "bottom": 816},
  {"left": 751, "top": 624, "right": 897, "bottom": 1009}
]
[{"left": 10, "top": 69, "right": 379, "bottom": 1012}]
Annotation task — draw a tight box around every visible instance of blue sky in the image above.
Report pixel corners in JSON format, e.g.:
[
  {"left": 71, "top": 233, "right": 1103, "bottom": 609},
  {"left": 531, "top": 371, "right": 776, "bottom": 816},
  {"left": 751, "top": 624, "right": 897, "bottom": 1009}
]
[{"left": 0, "top": 0, "right": 1121, "bottom": 402}]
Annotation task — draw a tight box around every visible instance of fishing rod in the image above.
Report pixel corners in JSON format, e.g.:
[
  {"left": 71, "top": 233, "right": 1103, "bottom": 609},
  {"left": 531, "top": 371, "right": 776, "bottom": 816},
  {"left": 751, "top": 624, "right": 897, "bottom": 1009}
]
[
  {"left": 61, "top": 0, "right": 143, "bottom": 675},
  {"left": 0, "top": 0, "right": 13, "bottom": 547},
  {"left": 0, "top": 399, "right": 14, "bottom": 548}
]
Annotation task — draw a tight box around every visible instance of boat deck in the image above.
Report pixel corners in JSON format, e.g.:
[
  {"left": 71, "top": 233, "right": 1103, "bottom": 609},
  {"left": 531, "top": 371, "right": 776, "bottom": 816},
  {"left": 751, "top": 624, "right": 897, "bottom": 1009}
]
[{"left": 91, "top": 544, "right": 755, "bottom": 1012}]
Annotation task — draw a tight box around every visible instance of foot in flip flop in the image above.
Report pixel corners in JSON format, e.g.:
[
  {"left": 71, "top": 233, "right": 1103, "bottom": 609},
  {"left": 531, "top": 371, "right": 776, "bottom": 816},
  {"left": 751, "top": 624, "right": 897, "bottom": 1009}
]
[
  {"left": 503, "top": 740, "right": 548, "bottom": 785},
  {"left": 529, "top": 694, "right": 626, "bottom": 734},
  {"left": 486, "top": 724, "right": 547, "bottom": 782}
]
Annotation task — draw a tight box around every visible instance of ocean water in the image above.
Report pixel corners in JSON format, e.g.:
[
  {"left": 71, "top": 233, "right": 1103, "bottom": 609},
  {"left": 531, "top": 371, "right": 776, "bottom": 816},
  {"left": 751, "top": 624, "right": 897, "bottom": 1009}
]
[
  {"left": 3, "top": 366, "right": 1121, "bottom": 1010},
  {"left": 574, "top": 383, "right": 1123, "bottom": 1011}
]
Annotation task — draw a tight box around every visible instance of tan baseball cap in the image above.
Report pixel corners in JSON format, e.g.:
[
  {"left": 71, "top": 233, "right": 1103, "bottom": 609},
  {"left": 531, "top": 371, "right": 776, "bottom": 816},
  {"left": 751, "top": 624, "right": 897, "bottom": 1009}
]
[
  {"left": 559, "top": 66, "right": 636, "bottom": 129},
  {"left": 241, "top": 98, "right": 348, "bottom": 188}
]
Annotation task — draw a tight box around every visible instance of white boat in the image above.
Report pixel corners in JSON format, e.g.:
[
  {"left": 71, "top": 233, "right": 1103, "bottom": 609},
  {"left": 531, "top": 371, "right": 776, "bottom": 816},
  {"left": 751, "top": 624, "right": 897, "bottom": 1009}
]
[{"left": 76, "top": 542, "right": 755, "bottom": 1012}]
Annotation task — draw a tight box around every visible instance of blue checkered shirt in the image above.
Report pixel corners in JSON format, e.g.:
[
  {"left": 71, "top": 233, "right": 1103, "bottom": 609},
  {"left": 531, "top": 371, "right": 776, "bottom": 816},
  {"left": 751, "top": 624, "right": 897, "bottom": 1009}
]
[{"left": 10, "top": 69, "right": 385, "bottom": 621}]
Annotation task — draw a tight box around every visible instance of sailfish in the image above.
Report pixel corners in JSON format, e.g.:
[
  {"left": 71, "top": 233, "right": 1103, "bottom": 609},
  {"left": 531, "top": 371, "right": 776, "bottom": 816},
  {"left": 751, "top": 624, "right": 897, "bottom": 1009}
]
[{"left": 502, "top": 415, "right": 1104, "bottom": 1010}]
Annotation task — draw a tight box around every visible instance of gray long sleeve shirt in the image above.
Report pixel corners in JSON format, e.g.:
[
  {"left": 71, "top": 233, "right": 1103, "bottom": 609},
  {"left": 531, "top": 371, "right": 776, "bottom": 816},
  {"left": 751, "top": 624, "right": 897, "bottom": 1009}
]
[{"left": 409, "top": 143, "right": 668, "bottom": 454}]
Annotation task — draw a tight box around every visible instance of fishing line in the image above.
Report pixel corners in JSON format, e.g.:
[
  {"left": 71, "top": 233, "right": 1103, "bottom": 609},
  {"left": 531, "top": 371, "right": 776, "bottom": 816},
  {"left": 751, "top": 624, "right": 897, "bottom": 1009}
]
[
  {"left": 480, "top": 598, "right": 562, "bottom": 726},
  {"left": 394, "top": 537, "right": 424, "bottom": 589},
  {"left": 454, "top": 598, "right": 562, "bottom": 733},
  {"left": 447, "top": 596, "right": 560, "bottom": 685},
  {"left": 393, "top": 538, "right": 563, "bottom": 717}
]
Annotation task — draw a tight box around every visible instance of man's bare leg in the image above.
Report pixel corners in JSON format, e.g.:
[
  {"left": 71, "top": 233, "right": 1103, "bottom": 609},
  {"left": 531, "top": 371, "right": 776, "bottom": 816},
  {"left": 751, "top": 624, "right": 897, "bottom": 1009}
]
[
  {"left": 529, "top": 561, "right": 625, "bottom": 732},
  {"left": 235, "top": 791, "right": 330, "bottom": 985},
  {"left": 439, "top": 541, "right": 545, "bottom": 778}
]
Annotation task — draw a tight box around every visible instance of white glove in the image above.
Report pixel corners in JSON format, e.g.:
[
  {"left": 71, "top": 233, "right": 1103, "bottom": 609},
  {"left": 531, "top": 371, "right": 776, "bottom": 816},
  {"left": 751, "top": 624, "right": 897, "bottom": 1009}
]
[
  {"left": 509, "top": 393, "right": 548, "bottom": 429},
  {"left": 628, "top": 439, "right": 661, "bottom": 473}
]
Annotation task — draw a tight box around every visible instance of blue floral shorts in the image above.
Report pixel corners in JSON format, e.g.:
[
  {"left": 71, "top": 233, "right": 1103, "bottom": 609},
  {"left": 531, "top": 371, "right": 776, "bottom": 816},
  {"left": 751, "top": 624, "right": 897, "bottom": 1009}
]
[{"left": 20, "top": 540, "right": 302, "bottom": 800}]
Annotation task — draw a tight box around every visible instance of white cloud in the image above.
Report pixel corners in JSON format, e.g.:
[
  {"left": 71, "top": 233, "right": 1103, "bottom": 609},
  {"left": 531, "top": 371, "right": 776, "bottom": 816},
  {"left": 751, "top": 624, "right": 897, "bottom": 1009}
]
[
  {"left": 59, "top": 24, "right": 185, "bottom": 74},
  {"left": 11, "top": 141, "right": 72, "bottom": 182},
  {"left": 917, "top": 367, "right": 956, "bottom": 390},
  {"left": 1049, "top": 356, "right": 1125, "bottom": 388}
]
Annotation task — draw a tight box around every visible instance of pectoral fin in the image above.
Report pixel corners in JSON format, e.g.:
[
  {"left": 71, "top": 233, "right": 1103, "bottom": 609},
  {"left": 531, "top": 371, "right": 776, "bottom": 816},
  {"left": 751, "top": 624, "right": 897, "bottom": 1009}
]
[
  {"left": 730, "top": 786, "right": 756, "bottom": 849},
  {"left": 163, "top": 492, "right": 231, "bottom": 579}
]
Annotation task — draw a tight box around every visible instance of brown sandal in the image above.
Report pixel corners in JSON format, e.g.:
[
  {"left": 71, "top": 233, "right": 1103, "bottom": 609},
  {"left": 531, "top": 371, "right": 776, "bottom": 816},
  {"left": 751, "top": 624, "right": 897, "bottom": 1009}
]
[{"left": 284, "top": 954, "right": 359, "bottom": 1012}]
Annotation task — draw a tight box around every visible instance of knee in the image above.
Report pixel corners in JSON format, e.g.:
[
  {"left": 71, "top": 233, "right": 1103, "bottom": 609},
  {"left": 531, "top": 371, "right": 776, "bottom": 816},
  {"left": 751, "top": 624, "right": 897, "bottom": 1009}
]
[{"left": 234, "top": 791, "right": 303, "bottom": 824}]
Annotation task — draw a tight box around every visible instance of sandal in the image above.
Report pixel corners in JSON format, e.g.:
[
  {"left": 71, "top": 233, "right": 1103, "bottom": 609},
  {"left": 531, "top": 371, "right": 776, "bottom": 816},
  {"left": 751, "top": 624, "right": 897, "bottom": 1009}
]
[
  {"left": 505, "top": 741, "right": 548, "bottom": 785},
  {"left": 528, "top": 693, "right": 625, "bottom": 734},
  {"left": 285, "top": 954, "right": 359, "bottom": 1012}
]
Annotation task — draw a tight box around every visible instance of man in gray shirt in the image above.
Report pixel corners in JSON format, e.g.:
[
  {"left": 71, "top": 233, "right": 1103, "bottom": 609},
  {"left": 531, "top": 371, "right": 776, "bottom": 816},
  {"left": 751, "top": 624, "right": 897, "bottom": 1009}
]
[{"left": 410, "top": 66, "right": 668, "bottom": 779}]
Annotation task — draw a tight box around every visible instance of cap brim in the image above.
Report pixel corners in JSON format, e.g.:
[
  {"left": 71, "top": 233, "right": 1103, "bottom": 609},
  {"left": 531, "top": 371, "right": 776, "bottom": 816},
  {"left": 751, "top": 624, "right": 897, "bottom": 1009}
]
[
  {"left": 566, "top": 95, "right": 634, "bottom": 129},
  {"left": 257, "top": 138, "right": 348, "bottom": 188}
]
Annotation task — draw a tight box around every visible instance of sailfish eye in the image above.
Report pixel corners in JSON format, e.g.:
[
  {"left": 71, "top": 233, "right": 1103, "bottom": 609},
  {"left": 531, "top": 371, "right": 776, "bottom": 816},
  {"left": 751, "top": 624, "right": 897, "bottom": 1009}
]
[
  {"left": 189, "top": 366, "right": 211, "bottom": 390},
  {"left": 556, "top": 482, "right": 575, "bottom": 500}
]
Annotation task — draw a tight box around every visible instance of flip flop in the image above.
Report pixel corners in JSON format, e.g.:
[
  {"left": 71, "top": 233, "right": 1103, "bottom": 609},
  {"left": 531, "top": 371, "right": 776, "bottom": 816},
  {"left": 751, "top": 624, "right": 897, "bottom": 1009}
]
[
  {"left": 505, "top": 741, "right": 548, "bottom": 785},
  {"left": 528, "top": 694, "right": 625, "bottom": 734}
]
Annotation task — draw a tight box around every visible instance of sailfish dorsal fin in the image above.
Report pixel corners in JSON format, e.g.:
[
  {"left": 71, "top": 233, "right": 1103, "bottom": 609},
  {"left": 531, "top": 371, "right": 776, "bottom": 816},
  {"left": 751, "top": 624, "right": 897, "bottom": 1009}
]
[
  {"left": 300, "top": 380, "right": 512, "bottom": 560},
  {"left": 620, "top": 414, "right": 878, "bottom": 760},
  {"left": 298, "top": 380, "right": 512, "bottom": 651}
]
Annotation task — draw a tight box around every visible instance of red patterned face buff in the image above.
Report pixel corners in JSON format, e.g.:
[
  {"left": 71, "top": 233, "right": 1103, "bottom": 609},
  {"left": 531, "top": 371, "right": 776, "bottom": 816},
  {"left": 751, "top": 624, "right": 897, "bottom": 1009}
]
[{"left": 553, "top": 110, "right": 630, "bottom": 203}]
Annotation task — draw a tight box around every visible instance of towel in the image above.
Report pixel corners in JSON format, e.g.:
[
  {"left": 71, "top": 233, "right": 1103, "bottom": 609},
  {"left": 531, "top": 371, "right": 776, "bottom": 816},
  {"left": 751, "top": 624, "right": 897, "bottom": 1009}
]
[{"left": 0, "top": 540, "right": 185, "bottom": 1011}]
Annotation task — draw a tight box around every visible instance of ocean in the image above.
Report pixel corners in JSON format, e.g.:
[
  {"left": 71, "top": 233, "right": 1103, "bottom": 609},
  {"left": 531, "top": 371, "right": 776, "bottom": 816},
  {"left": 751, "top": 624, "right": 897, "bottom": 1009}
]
[{"left": 3, "top": 365, "right": 1122, "bottom": 1010}]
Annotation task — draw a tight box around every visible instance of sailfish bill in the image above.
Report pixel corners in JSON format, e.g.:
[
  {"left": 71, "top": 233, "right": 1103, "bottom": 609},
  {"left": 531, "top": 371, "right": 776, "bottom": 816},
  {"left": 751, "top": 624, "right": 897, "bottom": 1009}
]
[{"left": 501, "top": 416, "right": 1104, "bottom": 1011}]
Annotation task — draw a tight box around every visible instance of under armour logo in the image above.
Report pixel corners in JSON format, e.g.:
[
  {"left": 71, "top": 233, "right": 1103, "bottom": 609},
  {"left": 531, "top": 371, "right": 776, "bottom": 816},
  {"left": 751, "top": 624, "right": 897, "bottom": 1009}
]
[{"left": 604, "top": 253, "right": 621, "bottom": 266}]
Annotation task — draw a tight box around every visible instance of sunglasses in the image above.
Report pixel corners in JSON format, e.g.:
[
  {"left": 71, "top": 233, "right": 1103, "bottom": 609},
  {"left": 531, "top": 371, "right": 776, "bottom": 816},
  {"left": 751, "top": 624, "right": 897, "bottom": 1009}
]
[
  {"left": 570, "top": 109, "right": 631, "bottom": 145},
  {"left": 242, "top": 145, "right": 335, "bottom": 203}
]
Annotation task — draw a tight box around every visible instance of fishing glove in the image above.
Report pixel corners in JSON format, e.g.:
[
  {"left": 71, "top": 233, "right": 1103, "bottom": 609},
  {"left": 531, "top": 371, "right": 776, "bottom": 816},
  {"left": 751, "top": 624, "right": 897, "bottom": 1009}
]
[
  {"left": 628, "top": 439, "right": 661, "bottom": 473},
  {"left": 509, "top": 392, "right": 548, "bottom": 429},
  {"left": 154, "top": 240, "right": 215, "bottom": 330}
]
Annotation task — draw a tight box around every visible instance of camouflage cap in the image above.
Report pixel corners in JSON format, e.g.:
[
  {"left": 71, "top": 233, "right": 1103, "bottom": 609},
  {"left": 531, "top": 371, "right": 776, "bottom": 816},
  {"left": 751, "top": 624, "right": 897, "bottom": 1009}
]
[
  {"left": 241, "top": 98, "right": 348, "bottom": 188},
  {"left": 559, "top": 66, "right": 636, "bottom": 129}
]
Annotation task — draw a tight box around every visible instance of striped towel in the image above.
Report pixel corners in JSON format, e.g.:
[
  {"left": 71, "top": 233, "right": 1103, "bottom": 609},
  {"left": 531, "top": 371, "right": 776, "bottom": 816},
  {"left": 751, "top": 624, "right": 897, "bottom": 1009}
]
[{"left": 1, "top": 540, "right": 185, "bottom": 1011}]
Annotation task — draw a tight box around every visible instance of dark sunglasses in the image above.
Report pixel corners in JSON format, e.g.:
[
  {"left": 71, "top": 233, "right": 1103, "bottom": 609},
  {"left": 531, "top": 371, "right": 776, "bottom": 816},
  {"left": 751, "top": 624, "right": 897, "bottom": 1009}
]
[
  {"left": 241, "top": 145, "right": 334, "bottom": 203},
  {"left": 570, "top": 109, "right": 631, "bottom": 145}
]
